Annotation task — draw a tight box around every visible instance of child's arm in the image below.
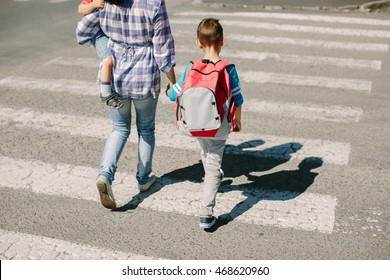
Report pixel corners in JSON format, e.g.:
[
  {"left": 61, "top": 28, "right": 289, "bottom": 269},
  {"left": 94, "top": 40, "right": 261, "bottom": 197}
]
[
  {"left": 166, "top": 63, "right": 192, "bottom": 101},
  {"left": 227, "top": 65, "right": 244, "bottom": 132},
  {"left": 78, "top": 0, "right": 105, "bottom": 16}
]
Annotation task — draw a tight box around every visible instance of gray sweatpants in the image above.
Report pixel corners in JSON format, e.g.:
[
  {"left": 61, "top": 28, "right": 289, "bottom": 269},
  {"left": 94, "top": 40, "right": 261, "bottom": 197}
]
[{"left": 197, "top": 138, "right": 226, "bottom": 217}]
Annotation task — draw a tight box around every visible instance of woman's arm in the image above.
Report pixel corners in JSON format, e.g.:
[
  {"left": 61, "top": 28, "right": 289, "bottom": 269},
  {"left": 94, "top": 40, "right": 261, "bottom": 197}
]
[{"left": 165, "top": 67, "right": 176, "bottom": 90}]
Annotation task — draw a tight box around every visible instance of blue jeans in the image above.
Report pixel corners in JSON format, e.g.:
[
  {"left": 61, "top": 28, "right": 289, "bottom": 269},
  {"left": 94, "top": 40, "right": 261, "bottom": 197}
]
[
  {"left": 91, "top": 31, "right": 110, "bottom": 61},
  {"left": 99, "top": 95, "right": 158, "bottom": 185}
]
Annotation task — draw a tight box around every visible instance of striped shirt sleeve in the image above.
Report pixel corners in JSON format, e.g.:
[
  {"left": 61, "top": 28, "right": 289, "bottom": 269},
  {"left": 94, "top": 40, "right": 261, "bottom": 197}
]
[
  {"left": 227, "top": 65, "right": 244, "bottom": 107},
  {"left": 75, "top": 10, "right": 100, "bottom": 45},
  {"left": 153, "top": 0, "right": 176, "bottom": 73}
]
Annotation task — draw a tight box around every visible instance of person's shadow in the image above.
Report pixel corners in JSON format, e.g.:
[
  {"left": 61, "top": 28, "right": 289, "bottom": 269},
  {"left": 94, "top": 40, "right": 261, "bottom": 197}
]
[
  {"left": 114, "top": 139, "right": 302, "bottom": 212},
  {"left": 113, "top": 139, "right": 323, "bottom": 233},
  {"left": 223, "top": 140, "right": 303, "bottom": 178},
  {"left": 161, "top": 140, "right": 304, "bottom": 183},
  {"left": 112, "top": 180, "right": 166, "bottom": 212},
  {"left": 207, "top": 156, "right": 324, "bottom": 232}
]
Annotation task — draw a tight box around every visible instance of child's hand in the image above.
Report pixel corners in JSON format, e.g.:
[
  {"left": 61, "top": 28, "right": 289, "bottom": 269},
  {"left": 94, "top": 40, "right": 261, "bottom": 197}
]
[
  {"left": 233, "top": 120, "right": 241, "bottom": 132},
  {"left": 233, "top": 106, "right": 242, "bottom": 132},
  {"left": 94, "top": 0, "right": 105, "bottom": 9}
]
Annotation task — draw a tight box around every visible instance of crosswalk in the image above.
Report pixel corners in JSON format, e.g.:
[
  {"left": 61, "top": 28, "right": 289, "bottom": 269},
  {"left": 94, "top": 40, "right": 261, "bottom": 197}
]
[
  {"left": 176, "top": 46, "right": 382, "bottom": 70},
  {"left": 1, "top": 156, "right": 337, "bottom": 233},
  {"left": 171, "top": 17, "right": 390, "bottom": 38},
  {"left": 1, "top": 6, "right": 389, "bottom": 259},
  {"left": 0, "top": 106, "right": 351, "bottom": 164},
  {"left": 0, "top": 229, "right": 158, "bottom": 260}
]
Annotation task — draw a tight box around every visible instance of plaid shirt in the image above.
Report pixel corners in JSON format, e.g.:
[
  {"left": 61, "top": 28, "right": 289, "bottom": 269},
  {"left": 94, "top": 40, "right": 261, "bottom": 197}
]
[{"left": 76, "top": 0, "right": 175, "bottom": 99}]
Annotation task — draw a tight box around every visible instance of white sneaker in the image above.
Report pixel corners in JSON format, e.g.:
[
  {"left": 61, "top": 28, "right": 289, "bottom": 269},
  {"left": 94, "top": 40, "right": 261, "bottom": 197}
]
[
  {"left": 138, "top": 174, "right": 156, "bottom": 192},
  {"left": 199, "top": 216, "right": 217, "bottom": 229},
  {"left": 202, "top": 169, "right": 224, "bottom": 182},
  {"left": 96, "top": 176, "right": 117, "bottom": 209},
  {"left": 219, "top": 168, "right": 224, "bottom": 181}
]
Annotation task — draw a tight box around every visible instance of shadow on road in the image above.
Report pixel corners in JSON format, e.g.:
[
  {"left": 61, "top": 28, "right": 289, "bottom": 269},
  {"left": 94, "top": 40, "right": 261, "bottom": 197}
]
[
  {"left": 114, "top": 139, "right": 323, "bottom": 233},
  {"left": 112, "top": 181, "right": 166, "bottom": 212},
  {"left": 207, "top": 156, "right": 323, "bottom": 232}
]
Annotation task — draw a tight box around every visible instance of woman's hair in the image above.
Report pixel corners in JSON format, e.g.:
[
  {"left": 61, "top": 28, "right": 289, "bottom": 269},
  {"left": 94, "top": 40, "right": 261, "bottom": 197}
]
[
  {"left": 197, "top": 18, "right": 223, "bottom": 47},
  {"left": 106, "top": 0, "right": 125, "bottom": 5}
]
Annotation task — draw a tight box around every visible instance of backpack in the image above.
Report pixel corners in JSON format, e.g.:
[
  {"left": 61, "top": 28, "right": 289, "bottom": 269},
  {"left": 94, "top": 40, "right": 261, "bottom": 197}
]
[{"left": 175, "top": 59, "right": 236, "bottom": 138}]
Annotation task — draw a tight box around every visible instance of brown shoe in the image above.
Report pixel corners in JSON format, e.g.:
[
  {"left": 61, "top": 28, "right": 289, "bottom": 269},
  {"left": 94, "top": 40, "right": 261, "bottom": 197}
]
[{"left": 96, "top": 176, "right": 117, "bottom": 209}]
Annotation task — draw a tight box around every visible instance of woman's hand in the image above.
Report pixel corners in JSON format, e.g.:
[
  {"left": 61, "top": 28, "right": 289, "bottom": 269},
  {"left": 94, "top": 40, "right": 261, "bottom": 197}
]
[{"left": 165, "top": 83, "right": 171, "bottom": 97}]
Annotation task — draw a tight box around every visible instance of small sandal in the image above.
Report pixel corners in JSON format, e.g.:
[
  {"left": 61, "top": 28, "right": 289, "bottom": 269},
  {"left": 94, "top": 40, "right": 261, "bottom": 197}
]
[{"left": 100, "top": 92, "right": 123, "bottom": 109}]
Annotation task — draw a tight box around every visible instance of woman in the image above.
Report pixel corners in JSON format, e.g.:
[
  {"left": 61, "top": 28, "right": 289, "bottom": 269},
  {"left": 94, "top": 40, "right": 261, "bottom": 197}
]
[{"left": 79, "top": 0, "right": 176, "bottom": 209}]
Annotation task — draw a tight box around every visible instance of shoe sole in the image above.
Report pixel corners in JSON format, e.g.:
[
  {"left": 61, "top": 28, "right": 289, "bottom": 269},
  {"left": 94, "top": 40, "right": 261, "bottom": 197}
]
[{"left": 96, "top": 181, "right": 117, "bottom": 209}]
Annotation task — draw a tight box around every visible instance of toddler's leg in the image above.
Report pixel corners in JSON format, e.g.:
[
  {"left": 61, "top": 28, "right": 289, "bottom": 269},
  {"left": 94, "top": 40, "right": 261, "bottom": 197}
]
[
  {"left": 100, "top": 55, "right": 113, "bottom": 97},
  {"left": 93, "top": 32, "right": 123, "bottom": 109},
  {"left": 99, "top": 55, "right": 123, "bottom": 109}
]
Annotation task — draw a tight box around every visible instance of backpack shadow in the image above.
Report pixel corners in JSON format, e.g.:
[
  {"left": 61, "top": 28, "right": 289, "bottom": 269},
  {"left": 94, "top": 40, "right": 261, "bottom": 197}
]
[
  {"left": 207, "top": 156, "right": 324, "bottom": 232},
  {"left": 223, "top": 140, "right": 303, "bottom": 178},
  {"left": 161, "top": 140, "right": 323, "bottom": 232}
]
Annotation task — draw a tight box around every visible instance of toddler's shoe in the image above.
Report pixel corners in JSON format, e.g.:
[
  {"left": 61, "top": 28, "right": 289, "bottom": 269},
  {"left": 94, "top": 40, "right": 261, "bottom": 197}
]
[
  {"left": 100, "top": 92, "right": 123, "bottom": 109},
  {"left": 96, "top": 176, "right": 117, "bottom": 209}
]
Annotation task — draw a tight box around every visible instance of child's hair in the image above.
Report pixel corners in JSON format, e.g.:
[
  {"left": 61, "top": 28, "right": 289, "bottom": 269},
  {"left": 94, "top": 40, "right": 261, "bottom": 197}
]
[
  {"left": 106, "top": 0, "right": 125, "bottom": 5},
  {"left": 197, "top": 18, "right": 223, "bottom": 47}
]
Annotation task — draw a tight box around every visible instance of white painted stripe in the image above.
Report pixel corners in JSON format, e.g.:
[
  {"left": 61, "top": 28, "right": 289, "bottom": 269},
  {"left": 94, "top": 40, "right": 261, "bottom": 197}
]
[
  {"left": 65, "top": 51, "right": 381, "bottom": 71},
  {"left": 175, "top": 11, "right": 390, "bottom": 27},
  {"left": 47, "top": 54, "right": 382, "bottom": 71},
  {"left": 226, "top": 133, "right": 350, "bottom": 165},
  {"left": 227, "top": 34, "right": 389, "bottom": 52},
  {"left": 0, "top": 229, "right": 158, "bottom": 260},
  {"left": 0, "top": 70, "right": 372, "bottom": 100},
  {"left": 159, "top": 94, "right": 363, "bottom": 123},
  {"left": 173, "top": 67, "right": 372, "bottom": 93},
  {"left": 0, "top": 106, "right": 350, "bottom": 165},
  {"left": 44, "top": 56, "right": 98, "bottom": 68},
  {"left": 171, "top": 18, "right": 390, "bottom": 38},
  {"left": 243, "top": 100, "right": 363, "bottom": 123},
  {"left": 241, "top": 70, "right": 372, "bottom": 93},
  {"left": 0, "top": 156, "right": 337, "bottom": 233},
  {"left": 0, "top": 76, "right": 98, "bottom": 96},
  {"left": 0, "top": 74, "right": 363, "bottom": 123},
  {"left": 175, "top": 46, "right": 381, "bottom": 70},
  {"left": 173, "top": 31, "right": 389, "bottom": 52}
]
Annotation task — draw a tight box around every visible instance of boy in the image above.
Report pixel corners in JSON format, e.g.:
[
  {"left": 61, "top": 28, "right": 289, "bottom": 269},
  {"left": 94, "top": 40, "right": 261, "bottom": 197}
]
[
  {"left": 167, "top": 18, "right": 244, "bottom": 229},
  {"left": 78, "top": 0, "right": 123, "bottom": 109}
]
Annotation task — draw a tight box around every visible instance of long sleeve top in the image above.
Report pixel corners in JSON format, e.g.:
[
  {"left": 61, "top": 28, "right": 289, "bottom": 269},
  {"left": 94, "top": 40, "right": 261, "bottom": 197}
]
[{"left": 76, "top": 0, "right": 176, "bottom": 99}]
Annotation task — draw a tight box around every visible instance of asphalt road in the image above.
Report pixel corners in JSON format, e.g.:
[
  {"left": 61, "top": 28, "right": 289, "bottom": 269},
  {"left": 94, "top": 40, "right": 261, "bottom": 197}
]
[{"left": 0, "top": 0, "right": 389, "bottom": 265}]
